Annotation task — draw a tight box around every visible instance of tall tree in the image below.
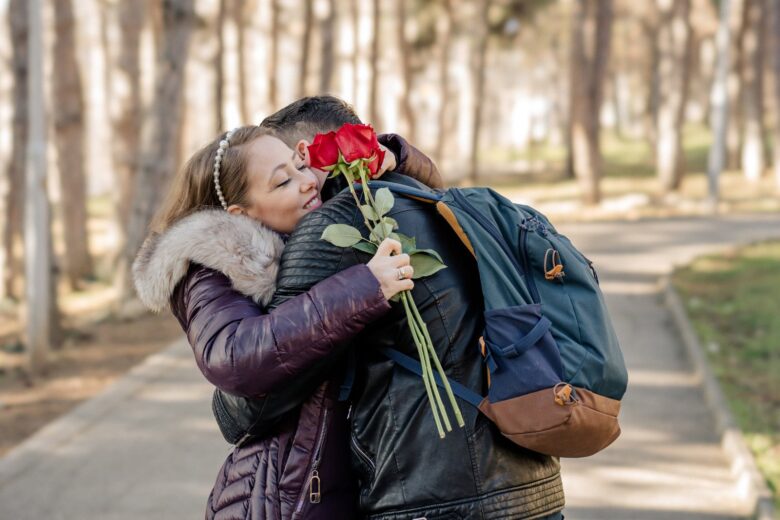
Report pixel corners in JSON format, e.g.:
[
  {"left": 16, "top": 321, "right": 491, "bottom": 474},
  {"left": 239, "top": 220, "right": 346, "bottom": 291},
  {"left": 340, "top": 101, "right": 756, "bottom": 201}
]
[
  {"left": 772, "top": 0, "right": 780, "bottom": 189},
  {"left": 435, "top": 0, "right": 454, "bottom": 166},
  {"left": 233, "top": 0, "right": 251, "bottom": 122},
  {"left": 118, "top": 0, "right": 196, "bottom": 301},
  {"left": 52, "top": 0, "right": 93, "bottom": 289},
  {"left": 3, "top": 0, "right": 28, "bottom": 300},
  {"left": 739, "top": 0, "right": 766, "bottom": 182},
  {"left": 319, "top": 0, "right": 336, "bottom": 93},
  {"left": 215, "top": 0, "right": 227, "bottom": 132},
  {"left": 468, "top": 0, "right": 492, "bottom": 185},
  {"left": 726, "top": 0, "right": 745, "bottom": 168},
  {"left": 707, "top": 0, "right": 733, "bottom": 205},
  {"left": 268, "top": 0, "right": 280, "bottom": 109},
  {"left": 350, "top": 0, "right": 360, "bottom": 101},
  {"left": 568, "top": 0, "right": 613, "bottom": 205},
  {"left": 396, "top": 0, "right": 416, "bottom": 143},
  {"left": 26, "top": 0, "right": 56, "bottom": 372},
  {"left": 299, "top": 0, "right": 314, "bottom": 97},
  {"left": 109, "top": 0, "right": 144, "bottom": 242},
  {"left": 368, "top": 0, "right": 381, "bottom": 126},
  {"left": 655, "top": 0, "right": 693, "bottom": 193}
]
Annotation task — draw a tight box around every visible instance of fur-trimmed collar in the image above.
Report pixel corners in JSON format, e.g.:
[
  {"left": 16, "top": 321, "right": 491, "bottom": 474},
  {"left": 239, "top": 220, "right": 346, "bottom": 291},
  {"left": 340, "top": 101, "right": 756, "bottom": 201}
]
[{"left": 132, "top": 210, "right": 285, "bottom": 312}]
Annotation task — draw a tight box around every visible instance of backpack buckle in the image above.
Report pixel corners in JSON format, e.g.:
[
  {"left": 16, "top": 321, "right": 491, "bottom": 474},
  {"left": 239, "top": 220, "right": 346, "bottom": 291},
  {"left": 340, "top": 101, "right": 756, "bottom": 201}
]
[{"left": 544, "top": 249, "right": 565, "bottom": 281}]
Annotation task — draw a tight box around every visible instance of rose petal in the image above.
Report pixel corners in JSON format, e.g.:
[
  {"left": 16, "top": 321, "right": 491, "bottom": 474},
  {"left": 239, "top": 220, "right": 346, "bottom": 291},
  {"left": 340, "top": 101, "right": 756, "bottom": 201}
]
[
  {"left": 335, "top": 123, "right": 380, "bottom": 163},
  {"left": 307, "top": 131, "right": 340, "bottom": 169}
]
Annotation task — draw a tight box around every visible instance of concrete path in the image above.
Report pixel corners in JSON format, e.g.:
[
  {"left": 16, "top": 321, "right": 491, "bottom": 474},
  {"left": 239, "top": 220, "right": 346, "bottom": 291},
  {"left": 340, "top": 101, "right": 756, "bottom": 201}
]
[{"left": 1, "top": 213, "right": 779, "bottom": 519}]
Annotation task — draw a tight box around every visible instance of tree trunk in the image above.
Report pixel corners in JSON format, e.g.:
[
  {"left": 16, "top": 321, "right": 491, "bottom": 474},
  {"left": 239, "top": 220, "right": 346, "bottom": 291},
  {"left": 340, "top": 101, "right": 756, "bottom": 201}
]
[
  {"left": 707, "top": 0, "right": 733, "bottom": 205},
  {"left": 26, "top": 0, "right": 56, "bottom": 372},
  {"left": 233, "top": 0, "right": 251, "bottom": 122},
  {"left": 641, "top": 15, "right": 660, "bottom": 154},
  {"left": 468, "top": 0, "right": 492, "bottom": 185},
  {"left": 435, "top": 0, "right": 454, "bottom": 166},
  {"left": 656, "top": 0, "right": 693, "bottom": 193},
  {"left": 268, "top": 0, "right": 280, "bottom": 109},
  {"left": 350, "top": 0, "right": 359, "bottom": 101},
  {"left": 299, "top": 0, "right": 314, "bottom": 98},
  {"left": 117, "top": 0, "right": 195, "bottom": 301},
  {"left": 396, "top": 0, "right": 416, "bottom": 143},
  {"left": 319, "top": 0, "right": 336, "bottom": 93},
  {"left": 215, "top": 0, "right": 226, "bottom": 132},
  {"left": 726, "top": 0, "right": 746, "bottom": 168},
  {"left": 109, "top": 0, "right": 144, "bottom": 242},
  {"left": 739, "top": 0, "right": 766, "bottom": 182},
  {"left": 3, "top": 0, "right": 28, "bottom": 301},
  {"left": 772, "top": 0, "right": 780, "bottom": 189},
  {"left": 368, "top": 0, "right": 381, "bottom": 126},
  {"left": 52, "top": 0, "right": 93, "bottom": 289},
  {"left": 568, "top": 0, "right": 613, "bottom": 205}
]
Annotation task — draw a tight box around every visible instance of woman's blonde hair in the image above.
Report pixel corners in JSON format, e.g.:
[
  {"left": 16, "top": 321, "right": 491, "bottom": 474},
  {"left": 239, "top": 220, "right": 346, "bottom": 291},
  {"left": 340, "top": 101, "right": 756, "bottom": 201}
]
[{"left": 152, "top": 125, "right": 272, "bottom": 233}]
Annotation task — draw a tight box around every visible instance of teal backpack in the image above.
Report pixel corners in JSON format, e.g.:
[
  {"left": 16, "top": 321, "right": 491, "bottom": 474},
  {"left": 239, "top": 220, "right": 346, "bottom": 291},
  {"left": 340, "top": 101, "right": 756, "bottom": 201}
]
[{"left": 367, "top": 181, "right": 628, "bottom": 458}]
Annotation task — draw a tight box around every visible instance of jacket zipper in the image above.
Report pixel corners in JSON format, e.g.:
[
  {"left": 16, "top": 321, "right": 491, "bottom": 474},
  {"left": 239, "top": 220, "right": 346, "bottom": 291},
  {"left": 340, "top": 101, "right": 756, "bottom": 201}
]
[
  {"left": 350, "top": 434, "right": 376, "bottom": 472},
  {"left": 519, "top": 226, "right": 541, "bottom": 303},
  {"left": 294, "top": 408, "right": 329, "bottom": 515}
]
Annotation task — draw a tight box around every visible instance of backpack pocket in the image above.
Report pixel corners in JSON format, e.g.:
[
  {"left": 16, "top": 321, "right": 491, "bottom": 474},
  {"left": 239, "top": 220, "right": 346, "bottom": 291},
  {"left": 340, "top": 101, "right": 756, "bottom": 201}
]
[{"left": 483, "top": 303, "right": 564, "bottom": 401}]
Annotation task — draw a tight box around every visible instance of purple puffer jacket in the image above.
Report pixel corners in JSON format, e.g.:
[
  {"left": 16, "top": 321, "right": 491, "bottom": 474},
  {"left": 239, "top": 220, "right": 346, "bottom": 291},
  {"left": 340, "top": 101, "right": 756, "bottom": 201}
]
[{"left": 132, "top": 209, "right": 391, "bottom": 519}]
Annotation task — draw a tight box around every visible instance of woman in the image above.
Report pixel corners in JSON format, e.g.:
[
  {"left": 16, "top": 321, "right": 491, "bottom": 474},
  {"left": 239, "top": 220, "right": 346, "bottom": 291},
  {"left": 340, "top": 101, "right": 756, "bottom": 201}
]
[{"left": 132, "top": 125, "right": 441, "bottom": 519}]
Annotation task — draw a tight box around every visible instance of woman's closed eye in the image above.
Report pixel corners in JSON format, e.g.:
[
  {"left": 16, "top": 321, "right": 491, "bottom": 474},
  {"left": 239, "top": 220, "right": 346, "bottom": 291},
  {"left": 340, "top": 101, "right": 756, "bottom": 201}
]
[{"left": 275, "top": 177, "right": 291, "bottom": 189}]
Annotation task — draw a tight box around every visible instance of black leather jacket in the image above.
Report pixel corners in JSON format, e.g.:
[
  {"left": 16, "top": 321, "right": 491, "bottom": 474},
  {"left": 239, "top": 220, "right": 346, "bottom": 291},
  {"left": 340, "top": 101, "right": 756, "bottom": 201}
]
[{"left": 222, "top": 172, "right": 566, "bottom": 518}]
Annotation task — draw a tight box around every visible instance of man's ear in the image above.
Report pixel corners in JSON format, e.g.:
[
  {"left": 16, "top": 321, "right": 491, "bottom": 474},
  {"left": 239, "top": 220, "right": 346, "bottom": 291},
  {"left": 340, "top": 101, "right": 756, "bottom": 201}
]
[{"left": 295, "top": 139, "right": 310, "bottom": 162}]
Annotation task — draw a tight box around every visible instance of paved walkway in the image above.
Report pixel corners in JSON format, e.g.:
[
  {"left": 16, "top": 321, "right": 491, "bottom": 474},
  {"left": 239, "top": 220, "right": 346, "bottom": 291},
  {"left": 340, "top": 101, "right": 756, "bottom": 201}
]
[{"left": 1, "top": 213, "right": 779, "bottom": 519}]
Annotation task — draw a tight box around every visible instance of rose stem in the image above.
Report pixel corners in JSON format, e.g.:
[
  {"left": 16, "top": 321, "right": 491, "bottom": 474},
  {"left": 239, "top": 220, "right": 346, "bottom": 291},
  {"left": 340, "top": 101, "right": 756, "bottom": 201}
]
[
  {"left": 401, "top": 291, "right": 447, "bottom": 438},
  {"left": 402, "top": 291, "right": 452, "bottom": 432},
  {"left": 408, "top": 297, "right": 465, "bottom": 427}
]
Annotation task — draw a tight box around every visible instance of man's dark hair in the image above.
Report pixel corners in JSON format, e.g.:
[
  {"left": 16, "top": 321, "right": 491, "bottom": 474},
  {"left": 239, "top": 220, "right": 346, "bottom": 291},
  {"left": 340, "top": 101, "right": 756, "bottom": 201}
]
[
  {"left": 260, "top": 95, "right": 362, "bottom": 147},
  {"left": 261, "top": 95, "right": 363, "bottom": 200}
]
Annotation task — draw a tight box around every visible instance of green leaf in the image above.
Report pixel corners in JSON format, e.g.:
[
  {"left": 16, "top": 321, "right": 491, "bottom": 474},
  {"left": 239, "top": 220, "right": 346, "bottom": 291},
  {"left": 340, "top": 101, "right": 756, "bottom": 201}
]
[
  {"left": 395, "top": 233, "right": 417, "bottom": 253},
  {"left": 322, "top": 164, "right": 338, "bottom": 172},
  {"left": 410, "top": 251, "right": 447, "bottom": 279},
  {"left": 369, "top": 222, "right": 394, "bottom": 242},
  {"left": 351, "top": 241, "right": 378, "bottom": 256},
  {"left": 413, "top": 248, "right": 444, "bottom": 264},
  {"left": 374, "top": 188, "right": 395, "bottom": 217},
  {"left": 360, "top": 205, "right": 378, "bottom": 221},
  {"left": 382, "top": 216, "right": 398, "bottom": 230},
  {"left": 321, "top": 224, "right": 363, "bottom": 248}
]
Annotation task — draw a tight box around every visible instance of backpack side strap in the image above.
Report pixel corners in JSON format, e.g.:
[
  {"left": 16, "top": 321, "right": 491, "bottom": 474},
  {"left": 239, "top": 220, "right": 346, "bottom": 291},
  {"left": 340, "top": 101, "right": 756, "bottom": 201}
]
[{"left": 379, "top": 347, "right": 484, "bottom": 408}]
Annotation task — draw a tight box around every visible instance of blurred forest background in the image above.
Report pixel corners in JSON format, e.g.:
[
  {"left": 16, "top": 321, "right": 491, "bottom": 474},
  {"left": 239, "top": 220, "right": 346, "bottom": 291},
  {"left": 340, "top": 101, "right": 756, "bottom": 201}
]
[{"left": 1, "top": 0, "right": 780, "bottom": 385}]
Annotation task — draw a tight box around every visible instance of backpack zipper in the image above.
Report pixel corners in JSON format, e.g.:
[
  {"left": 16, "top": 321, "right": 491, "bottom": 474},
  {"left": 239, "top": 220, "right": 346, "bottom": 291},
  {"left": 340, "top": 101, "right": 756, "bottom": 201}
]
[
  {"left": 519, "top": 226, "right": 540, "bottom": 303},
  {"left": 294, "top": 408, "right": 329, "bottom": 514}
]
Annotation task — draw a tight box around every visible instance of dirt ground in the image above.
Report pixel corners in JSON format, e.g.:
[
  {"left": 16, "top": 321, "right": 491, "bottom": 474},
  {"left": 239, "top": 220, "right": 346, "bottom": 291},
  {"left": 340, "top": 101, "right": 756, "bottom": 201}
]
[{"left": 0, "top": 310, "right": 182, "bottom": 458}]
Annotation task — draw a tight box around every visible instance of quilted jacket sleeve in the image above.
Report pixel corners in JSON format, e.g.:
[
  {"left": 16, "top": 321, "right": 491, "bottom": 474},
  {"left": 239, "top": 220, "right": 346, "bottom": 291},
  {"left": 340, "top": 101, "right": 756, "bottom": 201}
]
[
  {"left": 379, "top": 133, "right": 444, "bottom": 189},
  {"left": 170, "top": 262, "right": 390, "bottom": 397}
]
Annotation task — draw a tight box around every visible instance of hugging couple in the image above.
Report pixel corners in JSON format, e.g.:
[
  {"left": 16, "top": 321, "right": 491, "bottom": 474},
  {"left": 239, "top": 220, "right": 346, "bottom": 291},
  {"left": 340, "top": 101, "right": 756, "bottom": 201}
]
[{"left": 133, "top": 96, "right": 566, "bottom": 520}]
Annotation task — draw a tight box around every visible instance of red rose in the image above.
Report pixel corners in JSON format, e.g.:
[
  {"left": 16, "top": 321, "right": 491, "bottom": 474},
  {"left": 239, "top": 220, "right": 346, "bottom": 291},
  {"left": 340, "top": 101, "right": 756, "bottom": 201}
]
[
  {"left": 307, "top": 131, "right": 340, "bottom": 169},
  {"left": 335, "top": 124, "right": 381, "bottom": 163},
  {"left": 334, "top": 123, "right": 385, "bottom": 178}
]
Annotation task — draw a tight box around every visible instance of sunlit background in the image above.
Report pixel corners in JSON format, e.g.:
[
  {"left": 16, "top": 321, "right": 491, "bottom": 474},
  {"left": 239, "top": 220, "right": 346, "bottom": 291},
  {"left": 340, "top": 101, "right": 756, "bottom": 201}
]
[{"left": 0, "top": 0, "right": 779, "bottom": 517}]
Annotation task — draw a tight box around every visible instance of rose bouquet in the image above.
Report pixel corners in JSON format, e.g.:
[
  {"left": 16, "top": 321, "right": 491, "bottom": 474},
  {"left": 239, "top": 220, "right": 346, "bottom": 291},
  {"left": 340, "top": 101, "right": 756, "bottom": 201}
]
[{"left": 308, "top": 124, "right": 463, "bottom": 438}]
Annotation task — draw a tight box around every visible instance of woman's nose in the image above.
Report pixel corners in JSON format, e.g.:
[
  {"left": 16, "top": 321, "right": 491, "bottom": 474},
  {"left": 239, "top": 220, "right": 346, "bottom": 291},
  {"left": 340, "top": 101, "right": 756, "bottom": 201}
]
[{"left": 299, "top": 170, "right": 317, "bottom": 191}]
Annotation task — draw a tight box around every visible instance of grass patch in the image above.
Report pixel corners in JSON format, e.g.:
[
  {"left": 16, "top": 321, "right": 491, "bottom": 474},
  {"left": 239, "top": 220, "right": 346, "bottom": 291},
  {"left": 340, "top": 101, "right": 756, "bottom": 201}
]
[{"left": 673, "top": 241, "right": 780, "bottom": 508}]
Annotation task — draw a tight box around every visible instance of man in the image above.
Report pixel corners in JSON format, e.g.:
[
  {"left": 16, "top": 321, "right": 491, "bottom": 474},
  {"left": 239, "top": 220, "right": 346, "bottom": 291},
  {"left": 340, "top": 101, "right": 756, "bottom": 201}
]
[{"left": 219, "top": 96, "right": 565, "bottom": 519}]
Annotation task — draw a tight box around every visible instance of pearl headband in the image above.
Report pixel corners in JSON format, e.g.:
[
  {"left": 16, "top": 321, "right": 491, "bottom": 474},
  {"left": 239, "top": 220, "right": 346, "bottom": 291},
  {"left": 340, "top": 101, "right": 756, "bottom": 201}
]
[{"left": 213, "top": 128, "right": 237, "bottom": 210}]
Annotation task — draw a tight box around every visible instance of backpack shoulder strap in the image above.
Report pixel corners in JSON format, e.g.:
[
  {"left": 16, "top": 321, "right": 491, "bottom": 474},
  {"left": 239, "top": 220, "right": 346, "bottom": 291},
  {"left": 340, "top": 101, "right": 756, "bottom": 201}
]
[
  {"left": 356, "top": 180, "right": 443, "bottom": 203},
  {"left": 379, "top": 348, "right": 484, "bottom": 408}
]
